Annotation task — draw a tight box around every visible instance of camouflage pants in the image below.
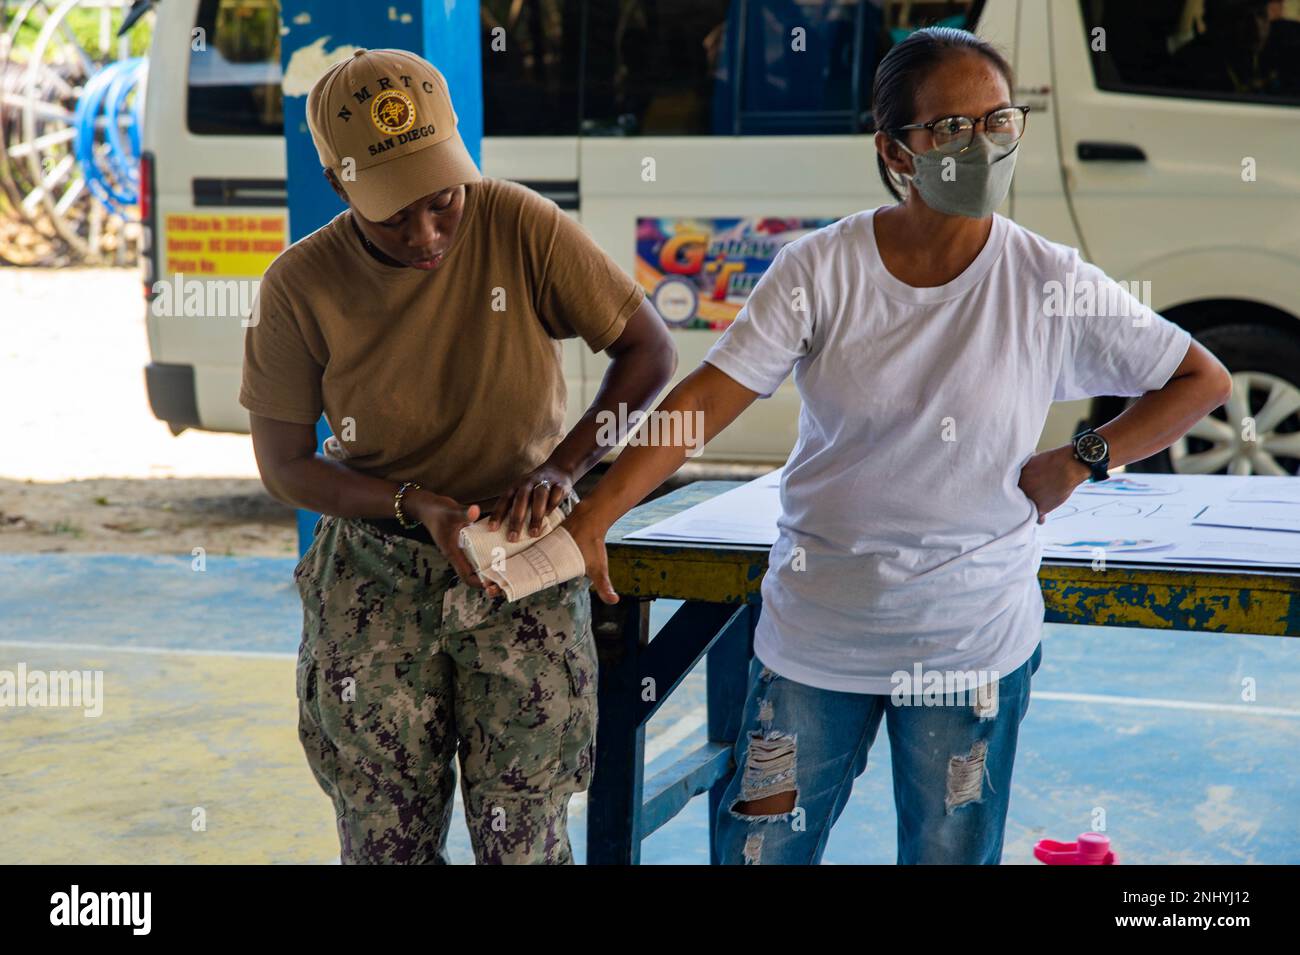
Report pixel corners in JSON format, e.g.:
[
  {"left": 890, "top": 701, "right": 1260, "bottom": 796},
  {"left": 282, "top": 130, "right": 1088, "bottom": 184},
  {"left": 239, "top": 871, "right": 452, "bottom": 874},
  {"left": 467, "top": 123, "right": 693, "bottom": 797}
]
[{"left": 293, "top": 496, "right": 597, "bottom": 865}]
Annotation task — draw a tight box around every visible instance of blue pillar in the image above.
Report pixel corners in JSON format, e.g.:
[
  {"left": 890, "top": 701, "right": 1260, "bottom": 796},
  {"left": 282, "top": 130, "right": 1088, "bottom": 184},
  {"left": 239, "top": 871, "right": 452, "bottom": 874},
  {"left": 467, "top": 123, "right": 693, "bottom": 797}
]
[{"left": 279, "top": 1, "right": 482, "bottom": 552}]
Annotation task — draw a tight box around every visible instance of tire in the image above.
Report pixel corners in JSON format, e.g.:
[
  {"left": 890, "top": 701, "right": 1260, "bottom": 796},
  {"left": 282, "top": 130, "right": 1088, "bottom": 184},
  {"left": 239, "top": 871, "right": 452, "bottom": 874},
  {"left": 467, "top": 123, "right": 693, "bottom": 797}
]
[{"left": 1123, "top": 323, "right": 1300, "bottom": 476}]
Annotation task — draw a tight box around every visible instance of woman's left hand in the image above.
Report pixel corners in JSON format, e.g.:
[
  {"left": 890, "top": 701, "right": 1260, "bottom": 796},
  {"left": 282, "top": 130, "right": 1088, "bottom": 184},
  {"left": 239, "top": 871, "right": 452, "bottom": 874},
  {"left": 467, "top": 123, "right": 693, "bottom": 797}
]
[
  {"left": 487, "top": 463, "right": 575, "bottom": 541},
  {"left": 1018, "top": 446, "right": 1090, "bottom": 524}
]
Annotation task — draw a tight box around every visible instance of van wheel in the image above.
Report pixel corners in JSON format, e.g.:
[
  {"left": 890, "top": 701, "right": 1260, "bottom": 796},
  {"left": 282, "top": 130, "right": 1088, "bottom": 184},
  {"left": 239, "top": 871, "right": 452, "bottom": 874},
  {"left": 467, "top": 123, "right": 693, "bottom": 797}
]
[{"left": 1125, "top": 324, "right": 1300, "bottom": 476}]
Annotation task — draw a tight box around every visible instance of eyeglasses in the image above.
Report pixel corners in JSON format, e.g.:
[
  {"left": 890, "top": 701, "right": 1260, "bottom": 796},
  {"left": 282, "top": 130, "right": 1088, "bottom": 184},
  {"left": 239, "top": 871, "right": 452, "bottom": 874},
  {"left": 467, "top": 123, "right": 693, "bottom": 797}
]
[{"left": 892, "top": 105, "right": 1030, "bottom": 155}]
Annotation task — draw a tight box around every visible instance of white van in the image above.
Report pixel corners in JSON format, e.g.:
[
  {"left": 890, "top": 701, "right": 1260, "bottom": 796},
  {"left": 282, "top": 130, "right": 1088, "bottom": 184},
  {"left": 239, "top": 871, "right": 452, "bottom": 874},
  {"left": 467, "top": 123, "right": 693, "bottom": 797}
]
[{"left": 141, "top": 0, "right": 1300, "bottom": 476}]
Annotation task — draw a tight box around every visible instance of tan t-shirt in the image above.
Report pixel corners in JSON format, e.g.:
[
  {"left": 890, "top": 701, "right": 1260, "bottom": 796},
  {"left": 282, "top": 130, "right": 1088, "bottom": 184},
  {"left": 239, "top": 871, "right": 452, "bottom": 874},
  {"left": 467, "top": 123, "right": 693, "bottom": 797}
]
[{"left": 239, "top": 177, "right": 645, "bottom": 505}]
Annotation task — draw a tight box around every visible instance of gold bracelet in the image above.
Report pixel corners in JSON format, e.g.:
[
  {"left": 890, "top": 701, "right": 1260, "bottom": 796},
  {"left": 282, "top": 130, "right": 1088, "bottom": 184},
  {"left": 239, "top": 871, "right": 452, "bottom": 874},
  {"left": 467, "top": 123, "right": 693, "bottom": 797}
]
[{"left": 394, "top": 481, "right": 423, "bottom": 529}]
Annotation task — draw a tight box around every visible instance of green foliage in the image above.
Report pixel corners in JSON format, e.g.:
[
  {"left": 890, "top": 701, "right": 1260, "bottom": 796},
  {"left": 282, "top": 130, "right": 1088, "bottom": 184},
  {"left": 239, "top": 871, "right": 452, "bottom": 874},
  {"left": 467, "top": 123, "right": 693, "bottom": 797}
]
[{"left": 6, "top": 5, "right": 154, "bottom": 63}]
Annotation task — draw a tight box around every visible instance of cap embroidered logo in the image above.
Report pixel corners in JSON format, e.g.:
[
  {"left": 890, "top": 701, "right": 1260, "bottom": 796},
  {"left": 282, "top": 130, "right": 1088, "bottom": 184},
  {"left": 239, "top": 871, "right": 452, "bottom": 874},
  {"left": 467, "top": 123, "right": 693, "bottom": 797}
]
[{"left": 371, "top": 90, "right": 415, "bottom": 135}]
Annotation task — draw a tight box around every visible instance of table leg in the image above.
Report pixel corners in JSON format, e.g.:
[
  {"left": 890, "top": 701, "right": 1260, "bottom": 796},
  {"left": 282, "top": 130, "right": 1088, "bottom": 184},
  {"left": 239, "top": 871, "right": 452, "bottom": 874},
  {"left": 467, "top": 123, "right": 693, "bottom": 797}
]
[
  {"left": 586, "top": 596, "right": 649, "bottom": 864},
  {"left": 706, "top": 599, "right": 758, "bottom": 864}
]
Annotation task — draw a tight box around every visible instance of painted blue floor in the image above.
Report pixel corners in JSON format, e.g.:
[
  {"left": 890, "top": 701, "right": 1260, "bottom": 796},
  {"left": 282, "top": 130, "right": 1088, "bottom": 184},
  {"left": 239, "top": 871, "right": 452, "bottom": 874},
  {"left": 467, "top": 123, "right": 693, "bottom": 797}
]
[{"left": 2, "top": 554, "right": 1297, "bottom": 863}]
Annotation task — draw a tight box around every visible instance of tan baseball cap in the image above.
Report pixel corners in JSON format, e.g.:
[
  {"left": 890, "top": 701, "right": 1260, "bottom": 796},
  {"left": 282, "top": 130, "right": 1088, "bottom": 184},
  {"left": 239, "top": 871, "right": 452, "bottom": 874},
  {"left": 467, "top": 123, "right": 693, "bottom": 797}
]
[{"left": 306, "top": 48, "right": 481, "bottom": 222}]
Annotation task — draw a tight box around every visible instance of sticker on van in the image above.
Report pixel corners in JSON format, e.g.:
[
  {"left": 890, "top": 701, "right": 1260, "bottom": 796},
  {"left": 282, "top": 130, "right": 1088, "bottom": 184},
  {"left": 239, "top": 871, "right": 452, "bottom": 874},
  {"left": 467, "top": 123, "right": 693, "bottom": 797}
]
[
  {"left": 636, "top": 216, "right": 839, "bottom": 329},
  {"left": 164, "top": 213, "right": 287, "bottom": 276}
]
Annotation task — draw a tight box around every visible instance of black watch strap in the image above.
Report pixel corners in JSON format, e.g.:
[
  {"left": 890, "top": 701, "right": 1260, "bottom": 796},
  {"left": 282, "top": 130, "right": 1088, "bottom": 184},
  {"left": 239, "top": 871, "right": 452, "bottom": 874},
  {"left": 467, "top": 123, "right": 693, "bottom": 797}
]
[{"left": 1072, "top": 428, "right": 1110, "bottom": 483}]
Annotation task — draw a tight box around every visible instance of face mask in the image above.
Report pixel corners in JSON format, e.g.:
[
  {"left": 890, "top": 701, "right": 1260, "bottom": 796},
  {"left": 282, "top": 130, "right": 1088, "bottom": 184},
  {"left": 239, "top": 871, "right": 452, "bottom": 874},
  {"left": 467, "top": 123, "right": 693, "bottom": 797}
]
[{"left": 895, "top": 134, "right": 1019, "bottom": 218}]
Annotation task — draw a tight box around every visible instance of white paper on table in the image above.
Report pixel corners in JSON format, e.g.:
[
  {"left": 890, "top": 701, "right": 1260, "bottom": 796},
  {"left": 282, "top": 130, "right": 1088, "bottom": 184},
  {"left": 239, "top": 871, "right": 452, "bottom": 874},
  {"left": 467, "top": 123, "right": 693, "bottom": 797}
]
[
  {"left": 1073, "top": 476, "right": 1180, "bottom": 496},
  {"left": 1042, "top": 539, "right": 1175, "bottom": 554},
  {"left": 1081, "top": 500, "right": 1151, "bottom": 519},
  {"left": 1227, "top": 478, "right": 1300, "bottom": 504},
  {"left": 1141, "top": 503, "right": 1202, "bottom": 520},
  {"left": 624, "top": 466, "right": 783, "bottom": 546},
  {"left": 629, "top": 469, "right": 1300, "bottom": 567},
  {"left": 1040, "top": 474, "right": 1300, "bottom": 565},
  {"left": 1193, "top": 504, "right": 1300, "bottom": 534},
  {"left": 1177, "top": 538, "right": 1300, "bottom": 564}
]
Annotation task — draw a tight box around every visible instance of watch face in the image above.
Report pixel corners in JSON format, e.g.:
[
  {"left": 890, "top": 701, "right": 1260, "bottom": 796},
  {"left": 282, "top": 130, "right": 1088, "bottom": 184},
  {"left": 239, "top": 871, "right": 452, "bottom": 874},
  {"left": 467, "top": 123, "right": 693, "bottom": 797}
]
[{"left": 1076, "top": 433, "right": 1108, "bottom": 464}]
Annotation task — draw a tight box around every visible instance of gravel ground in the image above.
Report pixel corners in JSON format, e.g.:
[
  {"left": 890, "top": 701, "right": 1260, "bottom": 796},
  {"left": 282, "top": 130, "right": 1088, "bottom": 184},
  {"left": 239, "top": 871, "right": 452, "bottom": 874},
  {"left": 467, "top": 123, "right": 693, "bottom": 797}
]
[{"left": 0, "top": 266, "right": 295, "bottom": 556}]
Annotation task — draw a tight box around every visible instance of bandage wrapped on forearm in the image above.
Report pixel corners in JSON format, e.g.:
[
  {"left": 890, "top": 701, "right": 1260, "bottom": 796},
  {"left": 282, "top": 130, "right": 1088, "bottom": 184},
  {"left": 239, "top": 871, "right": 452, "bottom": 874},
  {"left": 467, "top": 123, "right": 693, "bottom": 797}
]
[{"left": 458, "top": 506, "right": 585, "bottom": 601}]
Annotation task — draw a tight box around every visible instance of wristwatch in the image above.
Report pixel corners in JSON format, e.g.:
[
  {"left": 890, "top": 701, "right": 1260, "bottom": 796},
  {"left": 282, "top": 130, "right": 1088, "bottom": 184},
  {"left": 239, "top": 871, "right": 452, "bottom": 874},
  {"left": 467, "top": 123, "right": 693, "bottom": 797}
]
[{"left": 1072, "top": 428, "right": 1111, "bottom": 483}]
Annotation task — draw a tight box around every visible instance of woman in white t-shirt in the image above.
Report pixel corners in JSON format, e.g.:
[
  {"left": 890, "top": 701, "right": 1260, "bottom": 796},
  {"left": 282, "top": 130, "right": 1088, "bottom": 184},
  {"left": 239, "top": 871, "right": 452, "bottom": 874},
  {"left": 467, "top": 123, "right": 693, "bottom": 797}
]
[{"left": 563, "top": 26, "right": 1232, "bottom": 864}]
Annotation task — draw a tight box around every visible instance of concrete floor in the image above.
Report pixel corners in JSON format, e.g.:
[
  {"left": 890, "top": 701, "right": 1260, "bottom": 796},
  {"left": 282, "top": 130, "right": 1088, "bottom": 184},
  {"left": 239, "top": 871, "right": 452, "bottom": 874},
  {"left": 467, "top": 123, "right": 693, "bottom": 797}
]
[{"left": 2, "top": 552, "right": 1297, "bottom": 864}]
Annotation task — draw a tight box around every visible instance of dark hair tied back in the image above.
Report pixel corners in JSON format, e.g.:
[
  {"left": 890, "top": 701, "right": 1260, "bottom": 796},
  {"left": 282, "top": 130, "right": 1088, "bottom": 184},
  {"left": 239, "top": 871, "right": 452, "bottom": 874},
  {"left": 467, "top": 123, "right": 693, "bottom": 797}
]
[{"left": 871, "top": 27, "right": 1015, "bottom": 202}]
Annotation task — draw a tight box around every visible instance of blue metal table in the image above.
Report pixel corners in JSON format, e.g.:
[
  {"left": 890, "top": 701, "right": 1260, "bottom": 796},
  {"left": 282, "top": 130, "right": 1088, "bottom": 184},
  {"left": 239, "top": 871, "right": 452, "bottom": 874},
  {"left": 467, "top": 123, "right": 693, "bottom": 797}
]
[{"left": 584, "top": 479, "right": 1300, "bottom": 864}]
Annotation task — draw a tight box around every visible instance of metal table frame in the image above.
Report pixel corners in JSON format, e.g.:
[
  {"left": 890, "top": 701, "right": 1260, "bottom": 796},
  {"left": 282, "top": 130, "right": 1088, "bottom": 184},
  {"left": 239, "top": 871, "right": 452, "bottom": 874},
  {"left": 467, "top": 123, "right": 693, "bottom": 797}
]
[{"left": 583, "top": 479, "right": 1300, "bottom": 864}]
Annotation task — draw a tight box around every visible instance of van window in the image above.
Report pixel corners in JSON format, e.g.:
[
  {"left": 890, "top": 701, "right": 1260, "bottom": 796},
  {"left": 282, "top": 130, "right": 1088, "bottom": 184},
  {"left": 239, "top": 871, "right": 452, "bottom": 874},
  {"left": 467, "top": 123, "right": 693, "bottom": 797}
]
[
  {"left": 1080, "top": 0, "right": 1300, "bottom": 105},
  {"left": 582, "top": 0, "right": 734, "bottom": 135},
  {"left": 734, "top": 0, "right": 874, "bottom": 134},
  {"left": 481, "top": 0, "right": 581, "bottom": 135},
  {"left": 581, "top": 0, "right": 981, "bottom": 137},
  {"left": 189, "top": 0, "right": 285, "bottom": 135},
  {"left": 180, "top": 0, "right": 988, "bottom": 140}
]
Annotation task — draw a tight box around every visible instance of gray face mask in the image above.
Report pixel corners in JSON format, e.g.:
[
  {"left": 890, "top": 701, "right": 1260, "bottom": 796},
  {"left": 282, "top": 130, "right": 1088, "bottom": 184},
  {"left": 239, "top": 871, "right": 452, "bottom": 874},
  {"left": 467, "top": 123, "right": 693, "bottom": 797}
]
[{"left": 895, "top": 134, "right": 1019, "bottom": 218}]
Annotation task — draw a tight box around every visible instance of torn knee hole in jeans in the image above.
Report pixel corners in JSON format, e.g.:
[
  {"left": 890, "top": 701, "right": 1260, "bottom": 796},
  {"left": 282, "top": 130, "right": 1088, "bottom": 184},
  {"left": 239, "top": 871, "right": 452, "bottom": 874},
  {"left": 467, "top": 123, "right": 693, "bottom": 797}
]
[
  {"left": 730, "top": 730, "right": 798, "bottom": 821},
  {"left": 945, "top": 738, "right": 990, "bottom": 814}
]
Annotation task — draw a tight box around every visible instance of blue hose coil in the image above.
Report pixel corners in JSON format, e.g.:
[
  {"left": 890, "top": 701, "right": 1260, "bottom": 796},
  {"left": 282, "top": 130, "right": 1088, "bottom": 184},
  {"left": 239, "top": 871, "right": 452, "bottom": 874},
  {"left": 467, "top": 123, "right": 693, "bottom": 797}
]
[{"left": 72, "top": 57, "right": 147, "bottom": 217}]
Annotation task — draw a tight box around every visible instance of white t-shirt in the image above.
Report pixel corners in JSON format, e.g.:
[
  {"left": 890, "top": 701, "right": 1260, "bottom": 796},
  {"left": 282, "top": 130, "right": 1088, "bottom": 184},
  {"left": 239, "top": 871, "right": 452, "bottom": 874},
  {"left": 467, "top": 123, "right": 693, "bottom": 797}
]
[{"left": 702, "top": 209, "right": 1192, "bottom": 694}]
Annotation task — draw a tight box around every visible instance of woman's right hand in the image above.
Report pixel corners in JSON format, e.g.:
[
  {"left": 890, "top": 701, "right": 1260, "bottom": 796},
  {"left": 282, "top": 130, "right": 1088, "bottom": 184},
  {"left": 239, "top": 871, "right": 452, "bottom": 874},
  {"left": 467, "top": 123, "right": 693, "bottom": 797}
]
[
  {"left": 406, "top": 489, "right": 499, "bottom": 595},
  {"left": 564, "top": 501, "right": 618, "bottom": 605}
]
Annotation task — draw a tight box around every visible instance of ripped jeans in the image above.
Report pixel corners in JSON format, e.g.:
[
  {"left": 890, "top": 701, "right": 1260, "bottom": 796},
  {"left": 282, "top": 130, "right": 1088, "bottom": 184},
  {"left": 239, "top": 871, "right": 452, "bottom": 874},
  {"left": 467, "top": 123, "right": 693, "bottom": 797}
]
[{"left": 714, "top": 643, "right": 1042, "bottom": 865}]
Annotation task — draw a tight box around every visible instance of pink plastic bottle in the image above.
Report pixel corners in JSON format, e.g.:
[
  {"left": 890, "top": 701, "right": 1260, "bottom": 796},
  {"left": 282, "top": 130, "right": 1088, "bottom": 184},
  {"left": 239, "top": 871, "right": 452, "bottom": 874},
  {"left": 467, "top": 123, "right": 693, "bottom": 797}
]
[{"left": 1033, "top": 832, "right": 1117, "bottom": 865}]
